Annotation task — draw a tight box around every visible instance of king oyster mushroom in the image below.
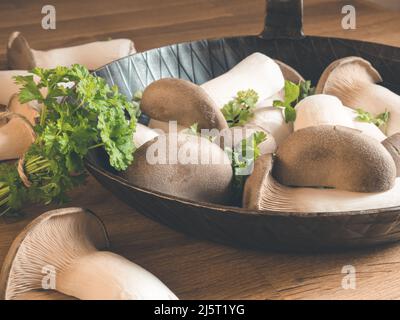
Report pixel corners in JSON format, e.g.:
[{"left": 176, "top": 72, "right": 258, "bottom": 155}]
[
  {"left": 200, "top": 52, "right": 285, "bottom": 109},
  {"left": 141, "top": 78, "right": 228, "bottom": 131},
  {"left": 316, "top": 56, "right": 400, "bottom": 136},
  {"left": 121, "top": 133, "right": 233, "bottom": 205},
  {"left": 243, "top": 154, "right": 400, "bottom": 212},
  {"left": 272, "top": 125, "right": 396, "bottom": 193},
  {"left": 7, "top": 32, "right": 136, "bottom": 70},
  {"left": 294, "top": 94, "right": 387, "bottom": 141},
  {"left": 0, "top": 208, "right": 177, "bottom": 300}
]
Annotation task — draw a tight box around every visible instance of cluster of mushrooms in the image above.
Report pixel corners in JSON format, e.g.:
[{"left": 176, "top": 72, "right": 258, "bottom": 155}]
[
  {"left": 1, "top": 32, "right": 136, "bottom": 160},
  {"left": 127, "top": 53, "right": 400, "bottom": 213},
  {"left": 0, "top": 32, "right": 135, "bottom": 106},
  {"left": 1, "top": 34, "right": 181, "bottom": 300}
]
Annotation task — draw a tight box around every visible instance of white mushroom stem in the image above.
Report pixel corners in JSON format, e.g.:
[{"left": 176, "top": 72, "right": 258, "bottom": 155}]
[
  {"left": 31, "top": 39, "right": 136, "bottom": 70},
  {"left": 294, "top": 94, "right": 354, "bottom": 130},
  {"left": 294, "top": 94, "right": 387, "bottom": 141},
  {"left": 7, "top": 32, "right": 136, "bottom": 70},
  {"left": 200, "top": 52, "right": 284, "bottom": 108},
  {"left": 0, "top": 70, "right": 29, "bottom": 105},
  {"left": 340, "top": 84, "right": 400, "bottom": 136},
  {"left": 246, "top": 107, "right": 293, "bottom": 145},
  {"left": 133, "top": 123, "right": 160, "bottom": 148},
  {"left": 57, "top": 251, "right": 177, "bottom": 300},
  {"left": 243, "top": 155, "right": 400, "bottom": 213}
]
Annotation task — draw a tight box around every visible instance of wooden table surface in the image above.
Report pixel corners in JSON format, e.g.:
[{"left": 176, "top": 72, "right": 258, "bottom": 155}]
[{"left": 1, "top": 0, "right": 400, "bottom": 300}]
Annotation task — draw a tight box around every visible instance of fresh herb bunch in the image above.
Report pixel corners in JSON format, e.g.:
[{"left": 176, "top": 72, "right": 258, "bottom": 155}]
[
  {"left": 221, "top": 89, "right": 259, "bottom": 127},
  {"left": 355, "top": 108, "right": 390, "bottom": 133},
  {"left": 273, "top": 80, "right": 315, "bottom": 123},
  {"left": 0, "top": 64, "right": 137, "bottom": 216},
  {"left": 225, "top": 131, "right": 267, "bottom": 203}
]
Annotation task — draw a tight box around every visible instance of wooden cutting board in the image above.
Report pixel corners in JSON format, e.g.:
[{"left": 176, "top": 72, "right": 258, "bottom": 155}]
[{"left": 1, "top": 0, "right": 400, "bottom": 299}]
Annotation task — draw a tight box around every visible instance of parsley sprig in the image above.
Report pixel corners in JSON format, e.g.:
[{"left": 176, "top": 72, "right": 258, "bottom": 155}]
[
  {"left": 0, "top": 65, "right": 137, "bottom": 216},
  {"left": 225, "top": 131, "right": 267, "bottom": 204},
  {"left": 355, "top": 108, "right": 390, "bottom": 133},
  {"left": 221, "top": 89, "right": 259, "bottom": 127},
  {"left": 273, "top": 80, "right": 315, "bottom": 123}
]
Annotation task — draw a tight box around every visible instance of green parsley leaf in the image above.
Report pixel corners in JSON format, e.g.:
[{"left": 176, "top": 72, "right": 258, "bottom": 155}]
[
  {"left": 225, "top": 131, "right": 267, "bottom": 204},
  {"left": 221, "top": 89, "right": 259, "bottom": 127},
  {"left": 0, "top": 64, "right": 138, "bottom": 215},
  {"left": 273, "top": 80, "right": 315, "bottom": 123}
]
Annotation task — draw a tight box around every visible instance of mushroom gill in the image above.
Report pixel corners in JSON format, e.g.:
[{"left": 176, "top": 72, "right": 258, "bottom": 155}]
[
  {"left": 316, "top": 56, "right": 400, "bottom": 136},
  {"left": 0, "top": 208, "right": 177, "bottom": 300}
]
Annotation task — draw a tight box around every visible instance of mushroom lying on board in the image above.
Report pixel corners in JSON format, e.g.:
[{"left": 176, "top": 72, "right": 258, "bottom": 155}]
[
  {"left": 0, "top": 207, "right": 178, "bottom": 300},
  {"left": 7, "top": 32, "right": 136, "bottom": 70},
  {"left": 316, "top": 56, "right": 400, "bottom": 136},
  {"left": 294, "top": 94, "right": 387, "bottom": 142},
  {"left": 0, "top": 70, "right": 30, "bottom": 106},
  {"left": 133, "top": 123, "right": 160, "bottom": 148},
  {"left": 382, "top": 133, "right": 400, "bottom": 177},
  {"left": 141, "top": 78, "right": 228, "bottom": 131},
  {"left": 200, "top": 53, "right": 285, "bottom": 109},
  {"left": 243, "top": 154, "right": 400, "bottom": 212},
  {"left": 272, "top": 125, "right": 396, "bottom": 193},
  {"left": 121, "top": 133, "right": 233, "bottom": 205}
]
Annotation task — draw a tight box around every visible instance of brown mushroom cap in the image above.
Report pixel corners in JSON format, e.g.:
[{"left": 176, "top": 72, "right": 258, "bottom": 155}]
[
  {"left": 275, "top": 60, "right": 305, "bottom": 84},
  {"left": 0, "top": 208, "right": 109, "bottom": 300},
  {"left": 243, "top": 154, "right": 400, "bottom": 212},
  {"left": 272, "top": 125, "right": 396, "bottom": 193},
  {"left": 121, "top": 133, "right": 233, "bottom": 205},
  {"left": 140, "top": 78, "right": 228, "bottom": 131},
  {"left": 382, "top": 133, "right": 400, "bottom": 177},
  {"left": 315, "top": 56, "right": 382, "bottom": 96}
]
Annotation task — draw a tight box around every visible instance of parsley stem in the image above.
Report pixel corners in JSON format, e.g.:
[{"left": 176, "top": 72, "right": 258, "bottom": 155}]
[{"left": 88, "top": 143, "right": 104, "bottom": 150}]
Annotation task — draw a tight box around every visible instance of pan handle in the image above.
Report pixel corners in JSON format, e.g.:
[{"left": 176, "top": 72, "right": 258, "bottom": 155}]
[{"left": 260, "top": 0, "right": 304, "bottom": 39}]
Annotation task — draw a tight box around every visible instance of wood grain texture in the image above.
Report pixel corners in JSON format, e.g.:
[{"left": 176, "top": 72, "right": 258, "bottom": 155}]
[{"left": 1, "top": 0, "right": 400, "bottom": 300}]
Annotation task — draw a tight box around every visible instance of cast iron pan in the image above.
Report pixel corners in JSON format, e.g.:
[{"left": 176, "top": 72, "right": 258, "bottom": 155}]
[{"left": 86, "top": 0, "right": 400, "bottom": 252}]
